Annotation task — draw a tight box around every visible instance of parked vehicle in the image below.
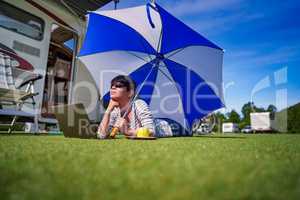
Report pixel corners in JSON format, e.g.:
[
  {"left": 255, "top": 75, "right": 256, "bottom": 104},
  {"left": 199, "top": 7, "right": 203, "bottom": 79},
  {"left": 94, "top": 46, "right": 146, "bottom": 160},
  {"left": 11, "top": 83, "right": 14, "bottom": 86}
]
[
  {"left": 250, "top": 112, "right": 273, "bottom": 132},
  {"left": 241, "top": 125, "right": 252, "bottom": 133},
  {"left": 0, "top": 0, "right": 111, "bottom": 130},
  {"left": 196, "top": 123, "right": 211, "bottom": 134},
  {"left": 222, "top": 122, "right": 239, "bottom": 133}
]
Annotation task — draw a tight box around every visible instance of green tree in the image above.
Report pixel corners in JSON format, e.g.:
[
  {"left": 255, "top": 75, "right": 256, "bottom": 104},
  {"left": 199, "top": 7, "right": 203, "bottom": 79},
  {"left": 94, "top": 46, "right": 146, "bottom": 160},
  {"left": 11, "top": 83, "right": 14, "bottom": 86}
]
[
  {"left": 255, "top": 106, "right": 266, "bottom": 112},
  {"left": 267, "top": 104, "right": 277, "bottom": 113},
  {"left": 267, "top": 104, "right": 277, "bottom": 119},
  {"left": 241, "top": 102, "right": 255, "bottom": 124},
  {"left": 227, "top": 110, "right": 241, "bottom": 124},
  {"left": 213, "top": 112, "right": 227, "bottom": 132}
]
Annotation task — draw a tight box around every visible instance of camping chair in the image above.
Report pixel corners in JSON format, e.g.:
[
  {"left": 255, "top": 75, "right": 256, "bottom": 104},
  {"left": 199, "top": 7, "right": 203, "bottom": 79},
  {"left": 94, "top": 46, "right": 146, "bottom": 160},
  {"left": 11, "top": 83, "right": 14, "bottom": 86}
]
[{"left": 0, "top": 52, "right": 42, "bottom": 133}]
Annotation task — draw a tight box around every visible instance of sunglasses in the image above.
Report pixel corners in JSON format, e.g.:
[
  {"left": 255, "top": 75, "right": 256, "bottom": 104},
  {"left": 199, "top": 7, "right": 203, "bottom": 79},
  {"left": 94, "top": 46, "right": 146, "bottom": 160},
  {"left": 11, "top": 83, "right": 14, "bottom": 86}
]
[{"left": 111, "top": 83, "right": 126, "bottom": 89}]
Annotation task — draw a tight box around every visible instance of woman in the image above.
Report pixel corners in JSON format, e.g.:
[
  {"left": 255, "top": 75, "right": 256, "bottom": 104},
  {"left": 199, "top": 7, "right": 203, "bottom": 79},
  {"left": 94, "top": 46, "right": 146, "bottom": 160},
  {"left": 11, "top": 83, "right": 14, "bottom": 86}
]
[{"left": 97, "top": 75, "right": 155, "bottom": 139}]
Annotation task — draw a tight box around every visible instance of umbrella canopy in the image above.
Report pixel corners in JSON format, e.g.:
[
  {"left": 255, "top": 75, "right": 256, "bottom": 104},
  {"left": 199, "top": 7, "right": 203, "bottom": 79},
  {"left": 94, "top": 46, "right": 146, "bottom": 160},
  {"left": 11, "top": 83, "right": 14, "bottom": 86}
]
[{"left": 78, "top": 3, "right": 224, "bottom": 135}]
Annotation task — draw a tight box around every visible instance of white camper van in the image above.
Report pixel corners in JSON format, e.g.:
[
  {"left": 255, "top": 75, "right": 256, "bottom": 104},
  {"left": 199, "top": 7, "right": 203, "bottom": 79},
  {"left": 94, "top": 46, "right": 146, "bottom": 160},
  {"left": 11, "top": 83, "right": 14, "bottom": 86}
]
[
  {"left": 222, "top": 122, "right": 239, "bottom": 133},
  {"left": 250, "top": 112, "right": 273, "bottom": 132},
  {"left": 0, "top": 0, "right": 111, "bottom": 131}
]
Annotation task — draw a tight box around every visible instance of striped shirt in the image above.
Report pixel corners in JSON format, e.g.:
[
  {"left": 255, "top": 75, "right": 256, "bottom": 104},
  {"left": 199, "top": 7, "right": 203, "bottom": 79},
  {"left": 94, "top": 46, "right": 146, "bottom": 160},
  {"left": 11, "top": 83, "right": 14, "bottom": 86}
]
[{"left": 98, "top": 99, "right": 155, "bottom": 139}]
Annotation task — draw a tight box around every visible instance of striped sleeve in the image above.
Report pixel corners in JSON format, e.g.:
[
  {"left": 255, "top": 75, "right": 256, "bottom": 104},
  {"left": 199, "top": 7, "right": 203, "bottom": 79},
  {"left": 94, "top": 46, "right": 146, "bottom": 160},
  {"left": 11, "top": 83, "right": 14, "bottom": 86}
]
[{"left": 134, "top": 99, "right": 155, "bottom": 134}]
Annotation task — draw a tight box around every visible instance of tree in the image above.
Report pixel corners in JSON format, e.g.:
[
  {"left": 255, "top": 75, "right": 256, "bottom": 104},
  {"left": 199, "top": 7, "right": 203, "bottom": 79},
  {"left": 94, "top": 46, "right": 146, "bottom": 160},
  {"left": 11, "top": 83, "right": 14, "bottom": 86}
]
[
  {"left": 267, "top": 104, "right": 277, "bottom": 113},
  {"left": 215, "top": 112, "right": 226, "bottom": 121},
  {"left": 227, "top": 110, "right": 241, "bottom": 124},
  {"left": 267, "top": 104, "right": 277, "bottom": 119},
  {"left": 241, "top": 102, "right": 255, "bottom": 125},
  {"left": 255, "top": 106, "right": 266, "bottom": 113},
  {"left": 274, "top": 103, "right": 299, "bottom": 133},
  {"left": 213, "top": 112, "right": 227, "bottom": 132}
]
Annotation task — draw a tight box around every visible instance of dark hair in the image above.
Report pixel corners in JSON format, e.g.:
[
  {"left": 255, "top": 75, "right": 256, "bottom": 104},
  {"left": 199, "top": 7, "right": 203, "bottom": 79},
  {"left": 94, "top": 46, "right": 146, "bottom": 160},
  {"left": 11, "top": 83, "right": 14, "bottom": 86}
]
[{"left": 111, "top": 75, "right": 136, "bottom": 92}]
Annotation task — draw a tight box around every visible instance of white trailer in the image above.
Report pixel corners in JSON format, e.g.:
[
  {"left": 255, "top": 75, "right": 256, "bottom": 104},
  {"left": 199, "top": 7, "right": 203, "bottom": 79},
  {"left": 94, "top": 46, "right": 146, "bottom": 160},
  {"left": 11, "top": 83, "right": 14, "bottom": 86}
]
[
  {"left": 250, "top": 112, "right": 273, "bottom": 132},
  {"left": 0, "top": 0, "right": 111, "bottom": 130},
  {"left": 222, "top": 122, "right": 239, "bottom": 133}
]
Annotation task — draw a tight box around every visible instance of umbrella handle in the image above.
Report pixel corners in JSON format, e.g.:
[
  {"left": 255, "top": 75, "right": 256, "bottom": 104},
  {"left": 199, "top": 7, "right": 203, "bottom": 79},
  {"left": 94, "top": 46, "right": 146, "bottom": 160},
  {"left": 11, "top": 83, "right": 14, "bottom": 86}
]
[{"left": 110, "top": 127, "right": 119, "bottom": 138}]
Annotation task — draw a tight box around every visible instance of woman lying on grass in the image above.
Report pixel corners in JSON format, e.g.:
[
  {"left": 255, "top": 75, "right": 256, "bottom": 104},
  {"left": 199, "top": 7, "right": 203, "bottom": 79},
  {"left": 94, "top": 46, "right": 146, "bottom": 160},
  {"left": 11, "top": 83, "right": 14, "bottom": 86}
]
[{"left": 97, "top": 75, "right": 157, "bottom": 139}]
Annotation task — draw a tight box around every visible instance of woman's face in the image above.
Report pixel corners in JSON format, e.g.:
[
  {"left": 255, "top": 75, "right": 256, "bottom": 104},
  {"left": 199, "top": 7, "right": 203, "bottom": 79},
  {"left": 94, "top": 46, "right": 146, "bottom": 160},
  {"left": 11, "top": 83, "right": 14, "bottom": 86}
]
[{"left": 110, "top": 82, "right": 131, "bottom": 101}]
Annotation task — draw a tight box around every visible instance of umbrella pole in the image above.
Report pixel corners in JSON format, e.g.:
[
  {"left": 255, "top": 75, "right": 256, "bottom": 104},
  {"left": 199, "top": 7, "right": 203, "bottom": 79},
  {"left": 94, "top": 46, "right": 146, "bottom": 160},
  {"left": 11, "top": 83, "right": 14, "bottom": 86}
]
[
  {"left": 114, "top": 0, "right": 119, "bottom": 10},
  {"left": 109, "top": 63, "right": 158, "bottom": 138}
]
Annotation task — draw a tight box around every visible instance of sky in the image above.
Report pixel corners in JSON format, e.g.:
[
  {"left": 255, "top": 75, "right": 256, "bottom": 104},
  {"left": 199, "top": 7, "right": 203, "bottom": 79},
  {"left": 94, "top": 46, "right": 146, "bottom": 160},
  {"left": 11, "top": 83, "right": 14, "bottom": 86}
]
[{"left": 100, "top": 0, "right": 300, "bottom": 114}]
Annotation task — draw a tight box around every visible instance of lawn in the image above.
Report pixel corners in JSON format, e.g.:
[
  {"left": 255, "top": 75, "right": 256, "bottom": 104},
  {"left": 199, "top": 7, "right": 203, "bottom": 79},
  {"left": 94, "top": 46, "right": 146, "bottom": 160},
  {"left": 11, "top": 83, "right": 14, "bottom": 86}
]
[{"left": 1, "top": 134, "right": 300, "bottom": 200}]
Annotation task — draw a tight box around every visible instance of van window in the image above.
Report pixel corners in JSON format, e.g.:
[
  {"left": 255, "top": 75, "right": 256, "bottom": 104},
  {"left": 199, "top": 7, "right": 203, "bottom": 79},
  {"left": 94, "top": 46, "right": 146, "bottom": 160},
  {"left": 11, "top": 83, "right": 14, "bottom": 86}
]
[{"left": 0, "top": 1, "right": 44, "bottom": 41}]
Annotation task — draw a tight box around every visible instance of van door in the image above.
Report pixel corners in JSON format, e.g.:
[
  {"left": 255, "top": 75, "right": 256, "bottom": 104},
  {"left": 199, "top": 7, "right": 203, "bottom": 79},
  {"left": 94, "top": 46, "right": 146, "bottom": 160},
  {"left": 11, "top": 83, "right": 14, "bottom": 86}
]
[{"left": 41, "top": 23, "right": 77, "bottom": 118}]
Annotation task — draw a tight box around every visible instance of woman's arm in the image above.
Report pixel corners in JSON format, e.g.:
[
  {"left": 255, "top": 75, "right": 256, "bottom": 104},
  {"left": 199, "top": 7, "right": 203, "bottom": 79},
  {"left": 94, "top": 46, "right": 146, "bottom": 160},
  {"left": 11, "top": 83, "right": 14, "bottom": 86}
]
[
  {"left": 97, "top": 100, "right": 119, "bottom": 139},
  {"left": 97, "top": 110, "right": 112, "bottom": 139},
  {"left": 135, "top": 100, "right": 155, "bottom": 136}
]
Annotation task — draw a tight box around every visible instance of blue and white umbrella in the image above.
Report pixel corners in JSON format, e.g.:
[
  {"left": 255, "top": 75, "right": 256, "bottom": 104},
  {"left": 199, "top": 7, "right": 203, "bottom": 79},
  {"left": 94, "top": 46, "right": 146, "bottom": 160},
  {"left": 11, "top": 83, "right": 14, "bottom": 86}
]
[{"left": 78, "top": 3, "right": 224, "bottom": 135}]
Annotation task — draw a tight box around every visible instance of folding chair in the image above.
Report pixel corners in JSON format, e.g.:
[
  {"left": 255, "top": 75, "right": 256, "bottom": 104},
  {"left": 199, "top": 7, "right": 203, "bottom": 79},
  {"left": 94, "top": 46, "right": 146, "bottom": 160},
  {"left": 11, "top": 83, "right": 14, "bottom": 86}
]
[{"left": 0, "top": 52, "right": 42, "bottom": 133}]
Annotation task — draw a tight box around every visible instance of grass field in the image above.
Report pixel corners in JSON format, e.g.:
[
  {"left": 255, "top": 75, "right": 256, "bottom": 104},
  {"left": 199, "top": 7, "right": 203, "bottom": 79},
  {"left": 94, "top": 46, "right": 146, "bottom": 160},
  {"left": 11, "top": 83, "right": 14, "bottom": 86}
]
[{"left": 1, "top": 134, "right": 300, "bottom": 200}]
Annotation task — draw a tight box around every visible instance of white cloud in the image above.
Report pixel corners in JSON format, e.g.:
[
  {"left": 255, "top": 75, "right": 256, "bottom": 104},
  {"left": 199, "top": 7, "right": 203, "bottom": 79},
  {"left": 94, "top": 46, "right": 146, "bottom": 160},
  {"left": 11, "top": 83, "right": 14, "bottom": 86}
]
[
  {"left": 160, "top": 0, "right": 264, "bottom": 36},
  {"left": 225, "top": 45, "right": 300, "bottom": 68},
  {"left": 186, "top": 12, "right": 263, "bottom": 34},
  {"left": 163, "top": 0, "right": 245, "bottom": 17}
]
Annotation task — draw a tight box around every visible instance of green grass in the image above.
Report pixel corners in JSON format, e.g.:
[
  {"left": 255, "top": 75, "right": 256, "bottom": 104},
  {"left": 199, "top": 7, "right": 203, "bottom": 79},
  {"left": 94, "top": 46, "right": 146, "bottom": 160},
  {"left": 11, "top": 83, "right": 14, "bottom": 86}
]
[{"left": 1, "top": 134, "right": 300, "bottom": 200}]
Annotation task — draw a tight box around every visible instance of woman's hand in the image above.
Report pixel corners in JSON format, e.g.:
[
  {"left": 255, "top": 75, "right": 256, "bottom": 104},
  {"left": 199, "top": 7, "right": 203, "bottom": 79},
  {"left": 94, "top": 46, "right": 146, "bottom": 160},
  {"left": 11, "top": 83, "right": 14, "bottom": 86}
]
[
  {"left": 126, "top": 129, "right": 137, "bottom": 136},
  {"left": 114, "top": 118, "right": 138, "bottom": 136},
  {"left": 107, "top": 99, "right": 119, "bottom": 112},
  {"left": 114, "top": 118, "right": 128, "bottom": 134}
]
